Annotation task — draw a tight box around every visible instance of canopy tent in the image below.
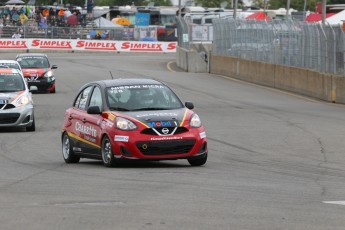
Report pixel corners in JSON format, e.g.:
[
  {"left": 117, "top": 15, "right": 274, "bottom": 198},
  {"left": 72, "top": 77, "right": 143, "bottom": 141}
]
[
  {"left": 112, "top": 17, "right": 131, "bottom": 26},
  {"left": 326, "top": 9, "right": 345, "bottom": 25},
  {"left": 5, "top": 0, "right": 25, "bottom": 4},
  {"left": 305, "top": 13, "right": 335, "bottom": 22},
  {"left": 93, "top": 17, "right": 123, "bottom": 28},
  {"left": 245, "top": 12, "right": 270, "bottom": 21}
]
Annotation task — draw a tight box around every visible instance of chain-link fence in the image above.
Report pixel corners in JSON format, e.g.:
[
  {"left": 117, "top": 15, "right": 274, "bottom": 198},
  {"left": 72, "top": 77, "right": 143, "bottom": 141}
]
[
  {"left": 0, "top": 17, "right": 178, "bottom": 42},
  {"left": 212, "top": 19, "right": 345, "bottom": 76}
]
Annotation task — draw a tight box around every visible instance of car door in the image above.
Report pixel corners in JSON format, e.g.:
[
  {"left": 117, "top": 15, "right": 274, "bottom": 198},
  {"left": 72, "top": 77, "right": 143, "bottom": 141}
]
[
  {"left": 67, "top": 85, "right": 93, "bottom": 152},
  {"left": 80, "top": 85, "right": 103, "bottom": 155}
]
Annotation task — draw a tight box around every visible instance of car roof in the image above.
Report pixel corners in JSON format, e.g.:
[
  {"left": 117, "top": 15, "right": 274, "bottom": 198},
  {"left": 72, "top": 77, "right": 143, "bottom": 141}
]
[
  {"left": 16, "top": 53, "right": 48, "bottom": 58},
  {"left": 0, "top": 68, "right": 21, "bottom": 74},
  {"left": 0, "top": 60, "right": 20, "bottom": 64},
  {"left": 93, "top": 78, "right": 164, "bottom": 88}
]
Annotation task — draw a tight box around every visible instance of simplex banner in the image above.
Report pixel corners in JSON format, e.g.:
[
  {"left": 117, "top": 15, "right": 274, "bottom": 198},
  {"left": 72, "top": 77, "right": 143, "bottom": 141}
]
[{"left": 0, "top": 39, "right": 177, "bottom": 53}]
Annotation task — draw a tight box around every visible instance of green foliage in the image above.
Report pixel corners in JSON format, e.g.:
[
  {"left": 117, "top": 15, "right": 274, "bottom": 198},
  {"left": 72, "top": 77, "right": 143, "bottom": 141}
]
[
  {"left": 328, "top": 0, "right": 344, "bottom": 3},
  {"left": 267, "top": 0, "right": 318, "bottom": 11},
  {"left": 194, "top": 0, "right": 240, "bottom": 8}
]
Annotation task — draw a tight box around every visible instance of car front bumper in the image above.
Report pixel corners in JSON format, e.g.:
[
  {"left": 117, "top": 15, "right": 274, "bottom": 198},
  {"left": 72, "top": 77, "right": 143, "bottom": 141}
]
[
  {"left": 0, "top": 104, "right": 34, "bottom": 128},
  {"left": 26, "top": 77, "right": 55, "bottom": 92}
]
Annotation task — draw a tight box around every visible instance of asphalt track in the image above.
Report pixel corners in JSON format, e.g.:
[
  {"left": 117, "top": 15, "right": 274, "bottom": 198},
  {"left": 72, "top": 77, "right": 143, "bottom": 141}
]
[{"left": 1, "top": 52, "right": 345, "bottom": 230}]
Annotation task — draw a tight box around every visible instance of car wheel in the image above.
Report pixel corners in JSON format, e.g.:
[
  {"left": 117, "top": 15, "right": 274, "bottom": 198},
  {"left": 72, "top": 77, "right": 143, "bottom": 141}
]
[
  {"left": 26, "top": 116, "right": 35, "bottom": 132},
  {"left": 188, "top": 154, "right": 207, "bottom": 166},
  {"left": 101, "top": 136, "right": 116, "bottom": 167},
  {"left": 62, "top": 132, "right": 80, "bottom": 163}
]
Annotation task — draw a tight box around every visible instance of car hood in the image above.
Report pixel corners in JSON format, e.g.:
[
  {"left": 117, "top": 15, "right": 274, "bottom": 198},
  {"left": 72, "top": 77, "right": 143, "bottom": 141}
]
[
  {"left": 123, "top": 108, "right": 189, "bottom": 127},
  {"left": 0, "top": 91, "right": 26, "bottom": 103},
  {"left": 22, "top": 68, "right": 49, "bottom": 77}
]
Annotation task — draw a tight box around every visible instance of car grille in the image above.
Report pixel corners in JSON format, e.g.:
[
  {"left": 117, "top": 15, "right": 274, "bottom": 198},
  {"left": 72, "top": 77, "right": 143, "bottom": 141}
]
[
  {"left": 141, "top": 127, "right": 188, "bottom": 135},
  {"left": 0, "top": 103, "right": 16, "bottom": 110},
  {"left": 0, "top": 113, "right": 20, "bottom": 124},
  {"left": 136, "top": 140, "right": 196, "bottom": 155}
]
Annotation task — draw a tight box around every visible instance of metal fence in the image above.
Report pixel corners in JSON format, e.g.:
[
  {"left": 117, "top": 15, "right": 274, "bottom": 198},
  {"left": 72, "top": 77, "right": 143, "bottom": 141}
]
[
  {"left": 212, "top": 19, "right": 345, "bottom": 76},
  {"left": 0, "top": 19, "right": 177, "bottom": 42}
]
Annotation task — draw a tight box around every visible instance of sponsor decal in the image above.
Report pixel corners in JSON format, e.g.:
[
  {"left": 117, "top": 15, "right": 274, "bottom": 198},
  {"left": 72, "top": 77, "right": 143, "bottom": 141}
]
[
  {"left": 121, "top": 42, "right": 163, "bottom": 52},
  {"left": 115, "top": 135, "right": 129, "bottom": 142},
  {"left": 150, "top": 136, "right": 183, "bottom": 141},
  {"left": 0, "top": 40, "right": 27, "bottom": 49},
  {"left": 31, "top": 39, "right": 72, "bottom": 49},
  {"left": 105, "top": 120, "right": 114, "bottom": 127},
  {"left": 84, "top": 135, "right": 97, "bottom": 143},
  {"left": 200, "top": 131, "right": 206, "bottom": 139},
  {"left": 167, "top": 43, "right": 177, "bottom": 50},
  {"left": 75, "top": 121, "right": 97, "bottom": 137},
  {"left": 147, "top": 121, "right": 175, "bottom": 128},
  {"left": 136, "top": 112, "right": 178, "bottom": 118},
  {"left": 73, "top": 147, "right": 82, "bottom": 152},
  {"left": 76, "top": 41, "right": 116, "bottom": 50}
]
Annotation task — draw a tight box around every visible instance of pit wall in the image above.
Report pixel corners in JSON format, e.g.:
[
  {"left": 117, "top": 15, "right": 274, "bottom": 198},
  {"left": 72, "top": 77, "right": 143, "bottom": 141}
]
[
  {"left": 210, "top": 54, "right": 345, "bottom": 104},
  {"left": 176, "top": 48, "right": 339, "bottom": 103}
]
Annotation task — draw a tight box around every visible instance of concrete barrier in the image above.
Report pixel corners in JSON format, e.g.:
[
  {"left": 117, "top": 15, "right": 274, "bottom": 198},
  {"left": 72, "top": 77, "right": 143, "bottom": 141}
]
[
  {"left": 176, "top": 44, "right": 208, "bottom": 73},
  {"left": 209, "top": 54, "right": 345, "bottom": 104}
]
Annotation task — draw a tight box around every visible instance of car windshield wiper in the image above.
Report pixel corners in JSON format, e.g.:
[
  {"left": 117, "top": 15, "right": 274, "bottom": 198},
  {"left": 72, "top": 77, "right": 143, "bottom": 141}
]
[
  {"left": 131, "top": 107, "right": 170, "bottom": 111},
  {"left": 109, "top": 107, "right": 130, "bottom": 111}
]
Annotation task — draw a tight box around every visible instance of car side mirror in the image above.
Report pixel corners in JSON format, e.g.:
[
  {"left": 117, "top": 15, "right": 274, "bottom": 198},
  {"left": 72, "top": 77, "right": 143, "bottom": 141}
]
[
  {"left": 51, "top": 65, "right": 58, "bottom": 69},
  {"left": 29, "top": 86, "right": 38, "bottom": 92},
  {"left": 87, "top": 106, "right": 101, "bottom": 114},
  {"left": 185, "top": 101, "right": 194, "bottom": 110}
]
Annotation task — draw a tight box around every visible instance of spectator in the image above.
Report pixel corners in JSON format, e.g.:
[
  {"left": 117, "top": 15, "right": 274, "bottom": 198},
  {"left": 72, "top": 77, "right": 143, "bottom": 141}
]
[
  {"left": 18, "top": 7, "right": 25, "bottom": 15},
  {"left": 11, "top": 10, "right": 20, "bottom": 26},
  {"left": 19, "top": 12, "right": 28, "bottom": 26},
  {"left": 39, "top": 15, "right": 48, "bottom": 28},
  {"left": 10, "top": 7, "right": 17, "bottom": 18},
  {"left": 58, "top": 8, "right": 65, "bottom": 18},
  {"left": 12, "top": 30, "right": 22, "bottom": 39},
  {"left": 42, "top": 8, "right": 49, "bottom": 17}
]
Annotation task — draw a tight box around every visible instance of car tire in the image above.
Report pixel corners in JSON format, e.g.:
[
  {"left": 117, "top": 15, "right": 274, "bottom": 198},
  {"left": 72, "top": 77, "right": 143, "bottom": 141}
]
[
  {"left": 188, "top": 154, "right": 207, "bottom": 166},
  {"left": 51, "top": 88, "right": 56, "bottom": 93},
  {"left": 26, "top": 116, "right": 35, "bottom": 132},
  {"left": 62, "top": 132, "right": 80, "bottom": 163},
  {"left": 101, "top": 136, "right": 117, "bottom": 167}
]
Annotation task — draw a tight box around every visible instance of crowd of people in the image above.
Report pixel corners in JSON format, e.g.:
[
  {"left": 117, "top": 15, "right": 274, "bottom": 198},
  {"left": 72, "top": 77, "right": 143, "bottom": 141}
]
[{"left": 0, "top": 5, "right": 86, "bottom": 28}]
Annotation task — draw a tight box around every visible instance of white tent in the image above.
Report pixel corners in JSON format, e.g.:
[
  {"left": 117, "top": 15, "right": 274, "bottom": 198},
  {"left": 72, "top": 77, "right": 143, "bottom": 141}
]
[
  {"left": 5, "top": 0, "right": 25, "bottom": 4},
  {"left": 93, "top": 17, "right": 123, "bottom": 28},
  {"left": 325, "top": 9, "right": 345, "bottom": 25}
]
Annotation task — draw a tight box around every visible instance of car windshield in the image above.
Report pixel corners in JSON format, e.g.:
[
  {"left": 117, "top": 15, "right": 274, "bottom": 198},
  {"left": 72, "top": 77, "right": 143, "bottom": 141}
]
[
  {"left": 16, "top": 56, "right": 49, "bottom": 68},
  {"left": 0, "top": 63, "right": 20, "bottom": 70},
  {"left": 106, "top": 84, "right": 184, "bottom": 111},
  {"left": 0, "top": 73, "right": 25, "bottom": 92}
]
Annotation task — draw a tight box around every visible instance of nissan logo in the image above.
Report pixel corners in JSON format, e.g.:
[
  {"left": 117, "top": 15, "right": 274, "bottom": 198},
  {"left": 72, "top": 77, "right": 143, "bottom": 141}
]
[{"left": 162, "top": 128, "right": 169, "bottom": 135}]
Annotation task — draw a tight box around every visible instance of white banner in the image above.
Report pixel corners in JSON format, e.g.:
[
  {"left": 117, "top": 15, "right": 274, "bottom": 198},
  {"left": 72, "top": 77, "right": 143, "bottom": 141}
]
[{"left": 0, "top": 39, "right": 177, "bottom": 53}]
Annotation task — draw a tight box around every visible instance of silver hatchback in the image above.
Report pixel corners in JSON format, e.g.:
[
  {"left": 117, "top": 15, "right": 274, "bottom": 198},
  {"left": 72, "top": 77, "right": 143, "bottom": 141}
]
[{"left": 0, "top": 68, "right": 37, "bottom": 131}]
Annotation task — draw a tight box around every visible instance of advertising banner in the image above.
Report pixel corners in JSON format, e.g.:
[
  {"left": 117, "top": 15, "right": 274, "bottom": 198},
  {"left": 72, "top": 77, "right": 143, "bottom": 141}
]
[{"left": 0, "top": 39, "right": 177, "bottom": 53}]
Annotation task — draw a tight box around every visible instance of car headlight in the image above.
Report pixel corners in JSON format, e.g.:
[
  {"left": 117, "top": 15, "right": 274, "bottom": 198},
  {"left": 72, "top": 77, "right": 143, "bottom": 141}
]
[
  {"left": 14, "top": 95, "right": 31, "bottom": 107},
  {"left": 115, "top": 117, "right": 137, "bottom": 130},
  {"left": 189, "top": 113, "right": 202, "bottom": 128},
  {"left": 44, "top": 70, "right": 53, "bottom": 78}
]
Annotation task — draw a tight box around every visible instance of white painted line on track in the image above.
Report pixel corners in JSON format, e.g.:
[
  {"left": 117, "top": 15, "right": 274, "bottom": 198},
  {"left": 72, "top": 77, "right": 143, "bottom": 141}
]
[
  {"left": 323, "top": 201, "right": 345, "bottom": 206},
  {"left": 167, "top": 61, "right": 176, "bottom": 72}
]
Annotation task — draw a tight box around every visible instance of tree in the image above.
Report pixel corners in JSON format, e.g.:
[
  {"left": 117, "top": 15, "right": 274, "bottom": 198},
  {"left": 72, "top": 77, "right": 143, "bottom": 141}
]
[
  {"left": 267, "top": 0, "right": 318, "bottom": 11},
  {"left": 328, "top": 0, "right": 344, "bottom": 3},
  {"left": 194, "top": 0, "right": 244, "bottom": 8}
]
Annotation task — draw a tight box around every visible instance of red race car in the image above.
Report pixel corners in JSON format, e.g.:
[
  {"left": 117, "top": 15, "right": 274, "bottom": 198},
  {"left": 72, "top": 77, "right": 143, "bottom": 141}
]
[
  {"left": 61, "top": 78, "right": 208, "bottom": 167},
  {"left": 16, "top": 53, "right": 58, "bottom": 93}
]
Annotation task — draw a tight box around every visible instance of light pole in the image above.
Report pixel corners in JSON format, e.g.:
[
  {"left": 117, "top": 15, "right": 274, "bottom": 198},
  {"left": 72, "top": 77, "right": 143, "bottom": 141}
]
[
  {"left": 178, "top": 0, "right": 182, "bottom": 17},
  {"left": 286, "top": 0, "right": 291, "bottom": 19},
  {"left": 322, "top": 0, "right": 326, "bottom": 26}
]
